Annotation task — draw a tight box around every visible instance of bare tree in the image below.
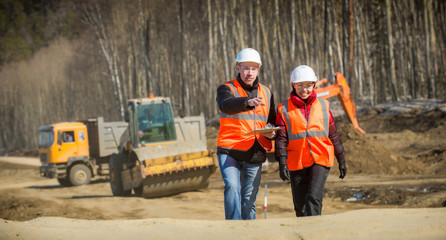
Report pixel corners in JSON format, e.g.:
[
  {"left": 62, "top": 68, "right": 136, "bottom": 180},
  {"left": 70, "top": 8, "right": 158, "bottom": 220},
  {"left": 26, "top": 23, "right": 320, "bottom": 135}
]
[
  {"left": 216, "top": 0, "right": 230, "bottom": 82},
  {"left": 331, "top": 0, "right": 344, "bottom": 73},
  {"left": 208, "top": 0, "right": 216, "bottom": 115},
  {"left": 424, "top": 0, "right": 436, "bottom": 98},
  {"left": 385, "top": 0, "right": 398, "bottom": 101},
  {"left": 291, "top": 0, "right": 296, "bottom": 62},
  {"left": 178, "top": 0, "right": 190, "bottom": 116},
  {"left": 81, "top": 1, "right": 125, "bottom": 120},
  {"left": 348, "top": 0, "right": 356, "bottom": 101}
]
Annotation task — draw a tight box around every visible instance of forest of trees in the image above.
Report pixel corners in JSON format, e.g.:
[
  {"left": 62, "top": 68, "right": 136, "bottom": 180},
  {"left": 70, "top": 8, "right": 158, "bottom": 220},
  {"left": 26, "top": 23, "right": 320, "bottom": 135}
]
[{"left": 0, "top": 0, "right": 445, "bottom": 152}]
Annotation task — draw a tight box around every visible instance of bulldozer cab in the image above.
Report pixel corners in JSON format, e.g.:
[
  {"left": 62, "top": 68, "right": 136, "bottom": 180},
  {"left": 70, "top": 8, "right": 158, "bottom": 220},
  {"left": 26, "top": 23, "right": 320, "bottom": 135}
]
[{"left": 127, "top": 97, "right": 176, "bottom": 147}]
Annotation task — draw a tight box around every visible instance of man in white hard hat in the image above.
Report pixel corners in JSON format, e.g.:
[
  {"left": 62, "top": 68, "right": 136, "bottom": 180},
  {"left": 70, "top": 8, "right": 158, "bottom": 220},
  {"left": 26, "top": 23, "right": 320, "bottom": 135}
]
[
  {"left": 275, "top": 65, "right": 347, "bottom": 217},
  {"left": 216, "top": 48, "right": 277, "bottom": 220}
]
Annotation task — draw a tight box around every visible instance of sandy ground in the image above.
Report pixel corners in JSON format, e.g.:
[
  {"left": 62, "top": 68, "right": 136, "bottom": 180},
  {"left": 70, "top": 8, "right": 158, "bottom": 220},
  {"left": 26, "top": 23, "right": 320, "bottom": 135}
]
[
  {"left": 1, "top": 100, "right": 446, "bottom": 239},
  {"left": 1, "top": 208, "right": 445, "bottom": 240},
  {"left": 0, "top": 157, "right": 445, "bottom": 239}
]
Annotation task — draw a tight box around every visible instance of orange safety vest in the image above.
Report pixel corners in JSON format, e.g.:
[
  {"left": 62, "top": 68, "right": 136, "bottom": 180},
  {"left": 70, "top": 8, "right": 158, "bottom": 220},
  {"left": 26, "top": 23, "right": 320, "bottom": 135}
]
[
  {"left": 277, "top": 97, "right": 334, "bottom": 171},
  {"left": 217, "top": 79, "right": 272, "bottom": 151}
]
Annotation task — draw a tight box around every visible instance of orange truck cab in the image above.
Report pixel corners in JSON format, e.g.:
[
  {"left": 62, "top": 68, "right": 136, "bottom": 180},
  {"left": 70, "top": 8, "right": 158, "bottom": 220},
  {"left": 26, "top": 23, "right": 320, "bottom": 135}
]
[{"left": 39, "top": 117, "right": 127, "bottom": 186}]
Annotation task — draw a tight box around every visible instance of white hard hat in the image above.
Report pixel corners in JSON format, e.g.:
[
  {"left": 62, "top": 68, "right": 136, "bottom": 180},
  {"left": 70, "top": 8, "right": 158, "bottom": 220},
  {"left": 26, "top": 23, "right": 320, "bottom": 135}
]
[
  {"left": 290, "top": 65, "right": 317, "bottom": 83},
  {"left": 235, "top": 48, "right": 262, "bottom": 65}
]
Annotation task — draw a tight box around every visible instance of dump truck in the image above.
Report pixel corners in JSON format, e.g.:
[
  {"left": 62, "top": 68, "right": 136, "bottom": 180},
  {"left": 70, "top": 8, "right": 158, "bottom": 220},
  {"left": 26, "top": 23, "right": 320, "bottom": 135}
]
[
  {"left": 38, "top": 117, "right": 127, "bottom": 186},
  {"left": 109, "top": 96, "right": 218, "bottom": 198}
]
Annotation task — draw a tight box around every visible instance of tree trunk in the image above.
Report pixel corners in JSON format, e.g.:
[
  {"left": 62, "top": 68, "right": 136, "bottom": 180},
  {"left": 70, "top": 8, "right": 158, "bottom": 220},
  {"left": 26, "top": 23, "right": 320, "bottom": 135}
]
[
  {"left": 257, "top": 0, "right": 272, "bottom": 85},
  {"left": 425, "top": 0, "right": 436, "bottom": 98},
  {"left": 178, "top": 0, "right": 190, "bottom": 116},
  {"left": 81, "top": 1, "right": 125, "bottom": 120},
  {"left": 216, "top": 0, "right": 229, "bottom": 81},
  {"left": 386, "top": 0, "right": 398, "bottom": 101},
  {"left": 331, "top": 0, "right": 344, "bottom": 73},
  {"left": 208, "top": 0, "right": 216, "bottom": 115},
  {"left": 408, "top": 0, "right": 417, "bottom": 99},
  {"left": 348, "top": 0, "right": 356, "bottom": 100},
  {"left": 359, "top": 4, "right": 374, "bottom": 105},
  {"left": 291, "top": 0, "right": 296, "bottom": 62}
]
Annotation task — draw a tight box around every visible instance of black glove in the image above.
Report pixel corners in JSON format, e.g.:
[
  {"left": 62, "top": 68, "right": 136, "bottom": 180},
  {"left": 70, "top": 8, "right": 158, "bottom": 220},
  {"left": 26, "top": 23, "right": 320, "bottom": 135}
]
[
  {"left": 338, "top": 160, "right": 347, "bottom": 179},
  {"left": 278, "top": 157, "right": 290, "bottom": 181}
]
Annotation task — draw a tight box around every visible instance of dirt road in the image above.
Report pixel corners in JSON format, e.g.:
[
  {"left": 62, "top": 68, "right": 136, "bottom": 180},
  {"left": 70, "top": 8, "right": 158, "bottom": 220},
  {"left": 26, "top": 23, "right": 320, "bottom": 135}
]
[
  {"left": 1, "top": 208, "right": 445, "bottom": 240},
  {"left": 0, "top": 156, "right": 445, "bottom": 221}
]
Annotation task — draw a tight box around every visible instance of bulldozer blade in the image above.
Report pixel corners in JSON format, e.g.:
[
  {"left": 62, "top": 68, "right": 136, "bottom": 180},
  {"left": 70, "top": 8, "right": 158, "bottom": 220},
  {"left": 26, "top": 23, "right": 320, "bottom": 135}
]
[{"left": 141, "top": 167, "right": 215, "bottom": 198}]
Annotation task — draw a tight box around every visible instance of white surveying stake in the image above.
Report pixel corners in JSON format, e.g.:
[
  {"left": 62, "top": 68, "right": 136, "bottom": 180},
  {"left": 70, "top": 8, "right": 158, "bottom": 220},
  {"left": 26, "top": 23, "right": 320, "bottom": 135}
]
[{"left": 264, "top": 184, "right": 267, "bottom": 219}]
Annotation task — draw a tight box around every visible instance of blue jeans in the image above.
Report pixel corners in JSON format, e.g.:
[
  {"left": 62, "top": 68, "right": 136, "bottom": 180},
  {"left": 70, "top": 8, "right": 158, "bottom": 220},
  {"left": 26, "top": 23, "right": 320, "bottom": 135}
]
[{"left": 218, "top": 154, "right": 262, "bottom": 220}]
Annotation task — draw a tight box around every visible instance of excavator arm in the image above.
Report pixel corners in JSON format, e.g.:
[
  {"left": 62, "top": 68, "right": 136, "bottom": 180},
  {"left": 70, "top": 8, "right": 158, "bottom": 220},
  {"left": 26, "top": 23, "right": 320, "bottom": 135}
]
[{"left": 315, "top": 72, "right": 365, "bottom": 133}]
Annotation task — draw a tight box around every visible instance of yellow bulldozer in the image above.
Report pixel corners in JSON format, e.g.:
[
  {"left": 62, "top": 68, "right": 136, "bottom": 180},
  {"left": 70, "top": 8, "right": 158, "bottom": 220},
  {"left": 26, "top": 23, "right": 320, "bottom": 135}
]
[{"left": 109, "top": 96, "right": 218, "bottom": 198}]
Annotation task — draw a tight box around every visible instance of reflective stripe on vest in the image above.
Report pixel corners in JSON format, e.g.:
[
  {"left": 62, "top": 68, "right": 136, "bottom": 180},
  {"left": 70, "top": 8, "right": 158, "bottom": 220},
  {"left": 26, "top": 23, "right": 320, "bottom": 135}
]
[
  {"left": 279, "top": 97, "right": 334, "bottom": 170},
  {"left": 217, "top": 79, "right": 272, "bottom": 151}
]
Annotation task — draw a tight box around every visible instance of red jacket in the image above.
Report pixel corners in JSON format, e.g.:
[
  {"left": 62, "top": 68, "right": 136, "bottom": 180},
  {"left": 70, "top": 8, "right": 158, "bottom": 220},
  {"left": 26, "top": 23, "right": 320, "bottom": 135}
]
[{"left": 275, "top": 90, "right": 345, "bottom": 167}]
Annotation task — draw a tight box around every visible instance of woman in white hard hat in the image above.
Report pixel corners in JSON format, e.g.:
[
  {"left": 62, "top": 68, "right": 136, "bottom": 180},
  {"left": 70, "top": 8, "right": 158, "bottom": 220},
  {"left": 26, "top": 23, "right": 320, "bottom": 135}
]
[
  {"left": 275, "top": 65, "right": 347, "bottom": 217},
  {"left": 216, "top": 48, "right": 277, "bottom": 220}
]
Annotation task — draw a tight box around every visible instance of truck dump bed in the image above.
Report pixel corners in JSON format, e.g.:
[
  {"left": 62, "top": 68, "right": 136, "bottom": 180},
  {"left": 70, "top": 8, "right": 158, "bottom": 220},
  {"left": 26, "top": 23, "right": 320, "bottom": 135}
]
[{"left": 83, "top": 117, "right": 127, "bottom": 174}]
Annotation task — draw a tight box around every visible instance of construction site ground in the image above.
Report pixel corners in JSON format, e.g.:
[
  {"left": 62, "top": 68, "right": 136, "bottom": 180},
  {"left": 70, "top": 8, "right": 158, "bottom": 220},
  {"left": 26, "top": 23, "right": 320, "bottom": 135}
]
[{"left": 0, "top": 100, "right": 445, "bottom": 239}]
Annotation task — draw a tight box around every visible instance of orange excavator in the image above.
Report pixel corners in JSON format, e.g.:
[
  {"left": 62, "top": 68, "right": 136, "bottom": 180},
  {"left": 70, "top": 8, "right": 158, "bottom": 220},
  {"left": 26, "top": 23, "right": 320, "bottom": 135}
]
[{"left": 314, "top": 72, "right": 365, "bottom": 133}]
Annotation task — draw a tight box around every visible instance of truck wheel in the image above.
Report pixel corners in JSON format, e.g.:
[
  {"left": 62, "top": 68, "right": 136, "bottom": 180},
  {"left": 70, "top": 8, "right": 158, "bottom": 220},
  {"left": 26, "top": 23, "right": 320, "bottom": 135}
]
[
  {"left": 109, "top": 154, "right": 131, "bottom": 196},
  {"left": 57, "top": 177, "right": 72, "bottom": 187},
  {"left": 69, "top": 164, "right": 92, "bottom": 186}
]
